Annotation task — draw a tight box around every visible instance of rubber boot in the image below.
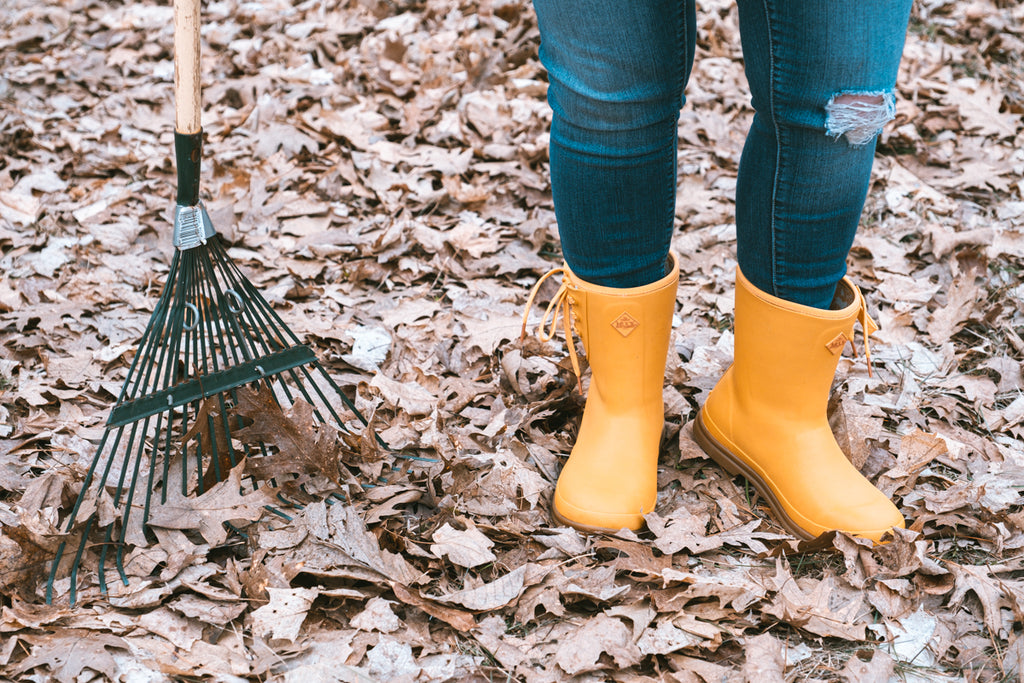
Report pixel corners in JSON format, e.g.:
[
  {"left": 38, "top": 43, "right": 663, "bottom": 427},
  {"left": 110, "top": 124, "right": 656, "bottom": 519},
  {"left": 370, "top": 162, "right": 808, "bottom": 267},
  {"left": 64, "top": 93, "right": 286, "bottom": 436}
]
[
  {"left": 522, "top": 253, "right": 679, "bottom": 532},
  {"left": 693, "top": 268, "right": 905, "bottom": 542}
]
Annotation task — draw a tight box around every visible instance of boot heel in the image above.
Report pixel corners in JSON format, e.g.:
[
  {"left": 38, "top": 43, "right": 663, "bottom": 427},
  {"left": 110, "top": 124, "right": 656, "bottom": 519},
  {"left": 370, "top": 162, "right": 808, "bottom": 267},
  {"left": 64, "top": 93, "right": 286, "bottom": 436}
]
[{"left": 692, "top": 411, "right": 739, "bottom": 478}]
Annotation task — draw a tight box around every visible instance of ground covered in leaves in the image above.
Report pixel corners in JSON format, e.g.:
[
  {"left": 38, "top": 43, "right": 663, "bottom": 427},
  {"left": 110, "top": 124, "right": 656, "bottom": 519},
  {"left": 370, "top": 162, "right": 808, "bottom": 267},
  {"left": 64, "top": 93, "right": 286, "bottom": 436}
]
[{"left": 2, "top": 0, "right": 1024, "bottom": 681}]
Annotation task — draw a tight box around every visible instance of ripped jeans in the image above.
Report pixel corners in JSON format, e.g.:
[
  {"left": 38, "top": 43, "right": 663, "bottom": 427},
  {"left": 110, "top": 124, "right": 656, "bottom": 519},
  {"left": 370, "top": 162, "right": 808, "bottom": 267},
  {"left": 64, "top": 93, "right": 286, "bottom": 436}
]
[{"left": 533, "top": 0, "right": 913, "bottom": 308}]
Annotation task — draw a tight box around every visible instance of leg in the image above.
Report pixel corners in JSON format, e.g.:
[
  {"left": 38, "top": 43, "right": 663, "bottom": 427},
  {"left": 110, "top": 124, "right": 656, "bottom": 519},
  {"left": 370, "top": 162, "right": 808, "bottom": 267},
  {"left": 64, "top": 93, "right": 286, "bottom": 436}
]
[
  {"left": 533, "top": 0, "right": 695, "bottom": 287},
  {"left": 735, "top": 0, "right": 913, "bottom": 308},
  {"left": 695, "top": 1, "right": 913, "bottom": 542},
  {"left": 523, "top": 0, "right": 695, "bottom": 531}
]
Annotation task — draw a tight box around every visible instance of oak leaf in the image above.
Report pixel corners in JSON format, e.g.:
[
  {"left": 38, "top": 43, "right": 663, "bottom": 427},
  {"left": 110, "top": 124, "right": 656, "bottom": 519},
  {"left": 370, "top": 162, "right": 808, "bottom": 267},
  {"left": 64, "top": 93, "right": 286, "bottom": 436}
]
[
  {"left": 146, "top": 462, "right": 273, "bottom": 545},
  {"left": 12, "top": 631, "right": 128, "bottom": 683},
  {"left": 250, "top": 587, "right": 320, "bottom": 642},
  {"left": 947, "top": 562, "right": 1009, "bottom": 638},
  {"left": 230, "top": 384, "right": 351, "bottom": 487},
  {"left": 555, "top": 614, "right": 641, "bottom": 675},
  {"left": 429, "top": 521, "right": 497, "bottom": 568}
]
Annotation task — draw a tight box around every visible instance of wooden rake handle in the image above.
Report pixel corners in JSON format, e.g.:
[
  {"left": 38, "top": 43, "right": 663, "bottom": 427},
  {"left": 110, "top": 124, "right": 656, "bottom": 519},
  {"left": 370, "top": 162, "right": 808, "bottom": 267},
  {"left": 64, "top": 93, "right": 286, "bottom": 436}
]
[
  {"left": 174, "top": 0, "right": 202, "bottom": 135},
  {"left": 173, "top": 0, "right": 203, "bottom": 208}
]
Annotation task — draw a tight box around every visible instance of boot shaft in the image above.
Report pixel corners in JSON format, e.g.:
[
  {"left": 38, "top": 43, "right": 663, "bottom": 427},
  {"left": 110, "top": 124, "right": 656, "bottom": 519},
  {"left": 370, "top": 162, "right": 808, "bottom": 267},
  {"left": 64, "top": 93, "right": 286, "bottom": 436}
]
[
  {"left": 729, "top": 268, "right": 875, "bottom": 416},
  {"left": 565, "top": 258, "right": 679, "bottom": 410}
]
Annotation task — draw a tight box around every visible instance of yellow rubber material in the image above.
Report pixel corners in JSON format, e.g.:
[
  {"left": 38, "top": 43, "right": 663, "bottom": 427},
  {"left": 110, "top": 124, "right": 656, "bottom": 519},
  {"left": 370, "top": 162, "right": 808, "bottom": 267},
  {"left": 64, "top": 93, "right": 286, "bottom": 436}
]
[
  {"left": 696, "top": 268, "right": 905, "bottom": 543},
  {"left": 549, "top": 254, "right": 680, "bottom": 532}
]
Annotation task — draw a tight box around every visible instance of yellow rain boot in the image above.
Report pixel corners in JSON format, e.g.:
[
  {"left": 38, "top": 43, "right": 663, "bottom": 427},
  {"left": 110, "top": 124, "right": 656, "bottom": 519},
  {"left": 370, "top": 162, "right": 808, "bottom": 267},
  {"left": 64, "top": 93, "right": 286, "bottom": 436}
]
[
  {"left": 522, "top": 253, "right": 679, "bottom": 532},
  {"left": 694, "top": 268, "right": 905, "bottom": 542}
]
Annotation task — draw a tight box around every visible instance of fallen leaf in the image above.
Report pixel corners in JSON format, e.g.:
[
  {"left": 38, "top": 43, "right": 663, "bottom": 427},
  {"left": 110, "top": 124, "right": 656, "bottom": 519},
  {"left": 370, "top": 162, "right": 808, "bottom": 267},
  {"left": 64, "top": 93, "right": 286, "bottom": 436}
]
[
  {"left": 946, "top": 562, "right": 1008, "bottom": 638},
  {"left": 350, "top": 596, "right": 404, "bottom": 633},
  {"left": 841, "top": 649, "right": 895, "bottom": 683},
  {"left": 742, "top": 632, "right": 786, "bottom": 681},
  {"left": 249, "top": 587, "right": 320, "bottom": 642},
  {"left": 555, "top": 614, "right": 641, "bottom": 675},
  {"left": 389, "top": 583, "right": 477, "bottom": 632},
  {"left": 763, "top": 561, "right": 870, "bottom": 640},
  {"left": 432, "top": 564, "right": 530, "bottom": 611},
  {"left": 430, "top": 521, "right": 497, "bottom": 568},
  {"left": 232, "top": 384, "right": 352, "bottom": 488},
  {"left": 11, "top": 631, "right": 128, "bottom": 683},
  {"left": 146, "top": 462, "right": 274, "bottom": 545}
]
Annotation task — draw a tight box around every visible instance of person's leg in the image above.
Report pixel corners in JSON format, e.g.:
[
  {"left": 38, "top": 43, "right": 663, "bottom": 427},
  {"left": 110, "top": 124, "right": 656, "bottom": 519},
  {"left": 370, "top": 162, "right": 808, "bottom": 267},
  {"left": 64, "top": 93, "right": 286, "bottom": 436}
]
[
  {"left": 735, "top": 0, "right": 913, "bottom": 309},
  {"left": 524, "top": 0, "right": 695, "bottom": 532},
  {"left": 532, "top": 0, "right": 696, "bottom": 288},
  {"left": 695, "top": 1, "right": 913, "bottom": 542}
]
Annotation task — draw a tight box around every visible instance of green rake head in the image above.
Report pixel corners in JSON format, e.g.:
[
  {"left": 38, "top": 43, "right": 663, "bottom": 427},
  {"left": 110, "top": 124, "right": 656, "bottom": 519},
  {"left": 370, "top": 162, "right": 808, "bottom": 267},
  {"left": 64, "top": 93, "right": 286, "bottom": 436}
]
[{"left": 46, "top": 231, "right": 416, "bottom": 604}]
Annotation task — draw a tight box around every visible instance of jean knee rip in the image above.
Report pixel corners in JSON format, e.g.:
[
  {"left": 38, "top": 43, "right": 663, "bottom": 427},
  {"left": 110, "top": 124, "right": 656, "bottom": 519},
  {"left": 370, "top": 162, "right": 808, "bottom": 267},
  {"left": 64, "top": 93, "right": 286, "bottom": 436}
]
[{"left": 825, "top": 91, "right": 896, "bottom": 146}]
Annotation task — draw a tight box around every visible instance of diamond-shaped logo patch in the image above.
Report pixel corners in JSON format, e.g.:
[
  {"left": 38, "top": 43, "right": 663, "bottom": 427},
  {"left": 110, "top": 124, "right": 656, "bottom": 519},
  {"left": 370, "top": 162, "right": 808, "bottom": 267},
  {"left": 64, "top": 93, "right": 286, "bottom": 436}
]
[
  {"left": 610, "top": 312, "right": 640, "bottom": 337},
  {"left": 825, "top": 333, "right": 848, "bottom": 354}
]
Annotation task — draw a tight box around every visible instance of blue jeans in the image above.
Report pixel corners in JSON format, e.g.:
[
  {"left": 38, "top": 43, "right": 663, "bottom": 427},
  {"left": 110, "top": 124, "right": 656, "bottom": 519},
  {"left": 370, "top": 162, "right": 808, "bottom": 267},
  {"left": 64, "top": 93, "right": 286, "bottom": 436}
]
[{"left": 533, "top": 0, "right": 912, "bottom": 308}]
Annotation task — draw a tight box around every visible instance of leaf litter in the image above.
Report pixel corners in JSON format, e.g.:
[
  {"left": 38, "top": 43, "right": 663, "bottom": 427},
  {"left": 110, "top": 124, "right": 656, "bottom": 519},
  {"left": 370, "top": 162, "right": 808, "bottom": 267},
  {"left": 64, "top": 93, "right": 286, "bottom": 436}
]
[{"left": 1, "top": 0, "right": 1024, "bottom": 681}]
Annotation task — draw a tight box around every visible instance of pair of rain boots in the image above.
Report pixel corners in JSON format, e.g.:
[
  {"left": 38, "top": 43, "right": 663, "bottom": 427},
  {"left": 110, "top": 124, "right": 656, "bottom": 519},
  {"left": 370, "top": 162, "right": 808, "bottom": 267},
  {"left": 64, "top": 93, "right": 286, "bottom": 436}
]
[{"left": 522, "top": 253, "right": 905, "bottom": 542}]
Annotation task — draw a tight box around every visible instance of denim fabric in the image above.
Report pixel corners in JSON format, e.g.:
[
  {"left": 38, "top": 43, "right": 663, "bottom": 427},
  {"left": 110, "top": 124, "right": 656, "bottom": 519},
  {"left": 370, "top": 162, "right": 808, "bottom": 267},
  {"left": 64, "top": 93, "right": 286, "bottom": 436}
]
[{"left": 532, "top": 0, "right": 912, "bottom": 308}]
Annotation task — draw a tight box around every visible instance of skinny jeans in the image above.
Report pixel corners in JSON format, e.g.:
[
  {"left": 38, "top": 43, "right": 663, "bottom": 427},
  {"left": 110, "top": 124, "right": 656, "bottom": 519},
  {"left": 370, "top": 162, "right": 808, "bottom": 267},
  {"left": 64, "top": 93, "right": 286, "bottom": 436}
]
[{"left": 532, "top": 0, "right": 913, "bottom": 308}]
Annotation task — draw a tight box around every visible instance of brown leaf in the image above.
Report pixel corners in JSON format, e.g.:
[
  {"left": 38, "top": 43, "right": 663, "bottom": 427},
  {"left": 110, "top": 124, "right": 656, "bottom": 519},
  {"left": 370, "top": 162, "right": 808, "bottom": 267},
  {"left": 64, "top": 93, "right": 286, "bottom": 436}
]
[
  {"left": 146, "top": 462, "right": 274, "bottom": 545},
  {"left": 0, "top": 524, "right": 51, "bottom": 600},
  {"left": 741, "top": 633, "right": 786, "bottom": 681},
  {"left": 249, "top": 587, "right": 320, "bottom": 642},
  {"left": 389, "top": 582, "right": 476, "bottom": 632},
  {"left": 429, "top": 521, "right": 497, "bottom": 568},
  {"left": 763, "top": 560, "right": 870, "bottom": 640},
  {"left": 555, "top": 614, "right": 642, "bottom": 675},
  {"left": 182, "top": 397, "right": 234, "bottom": 491},
  {"left": 12, "top": 631, "right": 128, "bottom": 683},
  {"left": 877, "top": 428, "right": 948, "bottom": 496},
  {"left": 309, "top": 502, "right": 421, "bottom": 585},
  {"left": 841, "top": 649, "right": 895, "bottom": 683},
  {"left": 926, "top": 269, "right": 984, "bottom": 345},
  {"left": 430, "top": 564, "right": 539, "bottom": 611},
  {"left": 350, "top": 596, "right": 404, "bottom": 633},
  {"left": 635, "top": 618, "right": 704, "bottom": 656},
  {"left": 947, "top": 562, "right": 1009, "bottom": 638},
  {"left": 594, "top": 537, "right": 674, "bottom": 581},
  {"left": 167, "top": 593, "right": 248, "bottom": 626},
  {"left": 231, "top": 384, "right": 351, "bottom": 487}
]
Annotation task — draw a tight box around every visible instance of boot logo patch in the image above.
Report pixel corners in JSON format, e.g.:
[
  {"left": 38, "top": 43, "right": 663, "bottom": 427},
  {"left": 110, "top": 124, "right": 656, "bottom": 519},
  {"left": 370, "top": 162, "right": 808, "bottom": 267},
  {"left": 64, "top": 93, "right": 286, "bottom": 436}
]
[
  {"left": 826, "top": 332, "right": 848, "bottom": 355},
  {"left": 610, "top": 312, "right": 640, "bottom": 337}
]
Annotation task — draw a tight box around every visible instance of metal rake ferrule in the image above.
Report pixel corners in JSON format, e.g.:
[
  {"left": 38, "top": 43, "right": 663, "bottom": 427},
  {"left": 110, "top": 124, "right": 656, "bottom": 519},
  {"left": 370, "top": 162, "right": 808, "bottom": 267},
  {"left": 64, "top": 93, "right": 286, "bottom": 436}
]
[{"left": 173, "top": 203, "right": 216, "bottom": 250}]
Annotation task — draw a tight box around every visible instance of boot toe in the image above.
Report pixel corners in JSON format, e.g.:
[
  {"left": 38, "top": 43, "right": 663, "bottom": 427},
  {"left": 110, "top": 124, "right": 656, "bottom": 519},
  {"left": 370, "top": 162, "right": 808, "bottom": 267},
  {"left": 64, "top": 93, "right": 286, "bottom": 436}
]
[
  {"left": 552, "top": 488, "right": 653, "bottom": 533},
  {"left": 832, "top": 498, "right": 905, "bottom": 543}
]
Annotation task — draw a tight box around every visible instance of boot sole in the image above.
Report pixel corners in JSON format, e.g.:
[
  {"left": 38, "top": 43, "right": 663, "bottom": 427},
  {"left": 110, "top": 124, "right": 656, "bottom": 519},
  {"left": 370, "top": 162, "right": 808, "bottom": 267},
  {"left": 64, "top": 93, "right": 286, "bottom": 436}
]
[
  {"left": 693, "top": 409, "right": 816, "bottom": 542},
  {"left": 550, "top": 500, "right": 645, "bottom": 535}
]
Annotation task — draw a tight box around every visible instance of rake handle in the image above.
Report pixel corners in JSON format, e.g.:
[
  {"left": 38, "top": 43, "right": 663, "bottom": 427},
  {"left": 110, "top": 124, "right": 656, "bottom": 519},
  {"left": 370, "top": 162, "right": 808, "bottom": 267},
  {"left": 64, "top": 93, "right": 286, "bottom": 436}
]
[
  {"left": 174, "top": 0, "right": 202, "bottom": 206},
  {"left": 174, "top": 0, "right": 202, "bottom": 134}
]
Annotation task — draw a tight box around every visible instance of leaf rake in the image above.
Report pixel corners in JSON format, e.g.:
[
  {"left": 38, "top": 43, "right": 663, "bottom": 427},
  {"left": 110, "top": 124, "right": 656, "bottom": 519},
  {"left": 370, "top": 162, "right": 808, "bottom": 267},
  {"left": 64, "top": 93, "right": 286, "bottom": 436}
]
[{"left": 47, "top": 0, "right": 416, "bottom": 603}]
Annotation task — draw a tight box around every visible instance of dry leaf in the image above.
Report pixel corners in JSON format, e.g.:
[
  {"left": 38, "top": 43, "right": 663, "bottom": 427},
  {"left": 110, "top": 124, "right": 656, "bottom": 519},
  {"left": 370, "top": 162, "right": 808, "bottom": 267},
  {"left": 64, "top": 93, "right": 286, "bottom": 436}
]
[
  {"left": 764, "top": 561, "right": 870, "bottom": 640},
  {"left": 430, "top": 521, "right": 497, "bottom": 568},
  {"left": 389, "top": 583, "right": 477, "bottom": 632},
  {"left": 231, "top": 385, "right": 351, "bottom": 487},
  {"left": 350, "top": 596, "right": 404, "bottom": 633},
  {"left": 841, "top": 649, "right": 895, "bottom": 683},
  {"left": 432, "top": 564, "right": 530, "bottom": 611},
  {"left": 11, "top": 631, "right": 128, "bottom": 683},
  {"left": 555, "top": 614, "right": 642, "bottom": 675},
  {"left": 249, "top": 587, "right": 320, "bottom": 642},
  {"left": 946, "top": 562, "right": 1008, "bottom": 638},
  {"left": 742, "top": 632, "right": 786, "bottom": 682},
  {"left": 146, "top": 462, "right": 273, "bottom": 545}
]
